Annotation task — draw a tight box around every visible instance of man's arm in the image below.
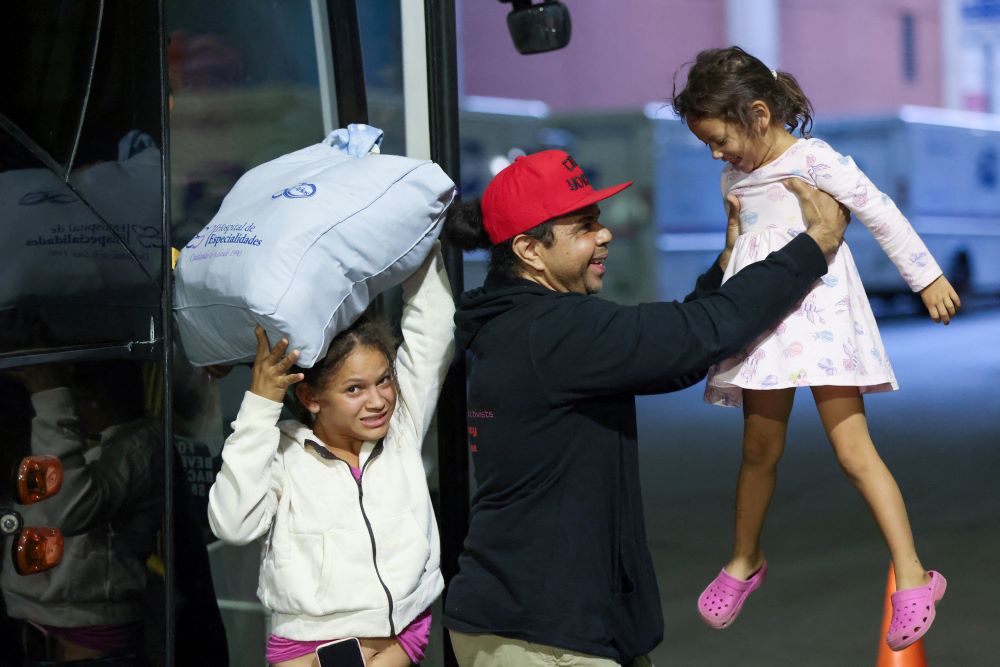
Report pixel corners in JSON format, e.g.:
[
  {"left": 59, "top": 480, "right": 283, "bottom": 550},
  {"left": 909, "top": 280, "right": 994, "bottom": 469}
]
[
  {"left": 689, "top": 179, "right": 845, "bottom": 303},
  {"left": 532, "top": 183, "right": 849, "bottom": 399}
]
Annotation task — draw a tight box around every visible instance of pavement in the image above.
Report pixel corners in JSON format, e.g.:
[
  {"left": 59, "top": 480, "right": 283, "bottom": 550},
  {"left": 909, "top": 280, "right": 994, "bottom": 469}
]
[{"left": 638, "top": 308, "right": 1000, "bottom": 666}]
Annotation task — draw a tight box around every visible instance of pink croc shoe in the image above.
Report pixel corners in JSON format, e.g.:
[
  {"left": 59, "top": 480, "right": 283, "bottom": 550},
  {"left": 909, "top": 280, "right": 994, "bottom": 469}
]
[
  {"left": 697, "top": 562, "right": 767, "bottom": 629},
  {"left": 887, "top": 570, "right": 947, "bottom": 651}
]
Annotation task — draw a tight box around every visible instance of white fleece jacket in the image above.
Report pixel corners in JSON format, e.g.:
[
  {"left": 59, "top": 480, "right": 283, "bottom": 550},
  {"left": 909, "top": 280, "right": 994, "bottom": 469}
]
[{"left": 207, "top": 246, "right": 455, "bottom": 641}]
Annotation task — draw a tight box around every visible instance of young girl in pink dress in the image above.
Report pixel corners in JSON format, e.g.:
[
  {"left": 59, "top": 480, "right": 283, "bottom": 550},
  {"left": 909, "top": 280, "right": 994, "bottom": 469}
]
[{"left": 672, "top": 46, "right": 959, "bottom": 651}]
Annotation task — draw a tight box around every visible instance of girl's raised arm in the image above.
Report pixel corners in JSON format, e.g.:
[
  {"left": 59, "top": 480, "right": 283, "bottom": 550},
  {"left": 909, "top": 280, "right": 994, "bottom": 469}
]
[{"left": 392, "top": 244, "right": 456, "bottom": 446}]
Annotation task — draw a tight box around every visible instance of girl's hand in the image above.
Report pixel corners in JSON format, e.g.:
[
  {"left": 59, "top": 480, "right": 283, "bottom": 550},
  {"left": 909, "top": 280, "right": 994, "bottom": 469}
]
[
  {"left": 919, "top": 275, "right": 961, "bottom": 325},
  {"left": 718, "top": 194, "right": 741, "bottom": 271},
  {"left": 249, "top": 325, "right": 304, "bottom": 402}
]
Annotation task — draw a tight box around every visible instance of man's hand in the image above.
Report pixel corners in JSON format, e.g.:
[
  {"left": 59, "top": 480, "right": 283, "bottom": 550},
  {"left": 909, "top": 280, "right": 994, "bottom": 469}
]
[
  {"left": 249, "top": 326, "right": 304, "bottom": 403},
  {"left": 718, "top": 194, "right": 741, "bottom": 271},
  {"left": 784, "top": 179, "right": 850, "bottom": 257},
  {"left": 919, "top": 275, "right": 961, "bottom": 325}
]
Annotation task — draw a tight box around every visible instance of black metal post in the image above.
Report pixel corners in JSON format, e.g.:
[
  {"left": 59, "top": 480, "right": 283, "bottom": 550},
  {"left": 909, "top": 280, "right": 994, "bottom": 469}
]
[
  {"left": 326, "top": 0, "right": 369, "bottom": 125},
  {"left": 425, "top": 1, "right": 468, "bottom": 665},
  {"left": 157, "top": 1, "right": 176, "bottom": 664}
]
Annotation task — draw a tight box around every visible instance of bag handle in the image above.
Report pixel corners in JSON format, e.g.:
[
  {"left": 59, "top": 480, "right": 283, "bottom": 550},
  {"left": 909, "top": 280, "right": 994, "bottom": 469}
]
[{"left": 324, "top": 124, "right": 383, "bottom": 157}]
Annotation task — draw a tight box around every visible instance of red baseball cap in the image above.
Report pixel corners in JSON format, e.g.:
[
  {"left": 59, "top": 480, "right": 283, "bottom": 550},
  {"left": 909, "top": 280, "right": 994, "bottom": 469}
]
[{"left": 481, "top": 150, "right": 633, "bottom": 244}]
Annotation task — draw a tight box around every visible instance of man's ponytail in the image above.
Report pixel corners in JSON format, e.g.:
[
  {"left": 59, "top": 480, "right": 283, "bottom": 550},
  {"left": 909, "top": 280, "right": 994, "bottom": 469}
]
[
  {"left": 441, "top": 197, "right": 554, "bottom": 284},
  {"left": 442, "top": 199, "right": 492, "bottom": 251}
]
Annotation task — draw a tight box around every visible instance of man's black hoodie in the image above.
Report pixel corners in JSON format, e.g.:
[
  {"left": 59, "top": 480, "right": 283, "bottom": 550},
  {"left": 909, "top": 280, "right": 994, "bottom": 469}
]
[{"left": 443, "top": 234, "right": 828, "bottom": 664}]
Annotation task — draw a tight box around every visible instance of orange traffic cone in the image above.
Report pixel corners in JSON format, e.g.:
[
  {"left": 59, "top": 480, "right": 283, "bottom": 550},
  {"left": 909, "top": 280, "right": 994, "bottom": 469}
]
[{"left": 876, "top": 564, "right": 928, "bottom": 666}]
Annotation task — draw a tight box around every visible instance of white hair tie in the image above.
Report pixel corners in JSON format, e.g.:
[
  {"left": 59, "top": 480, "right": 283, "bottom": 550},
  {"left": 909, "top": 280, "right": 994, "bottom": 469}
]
[{"left": 770, "top": 69, "right": 778, "bottom": 80}]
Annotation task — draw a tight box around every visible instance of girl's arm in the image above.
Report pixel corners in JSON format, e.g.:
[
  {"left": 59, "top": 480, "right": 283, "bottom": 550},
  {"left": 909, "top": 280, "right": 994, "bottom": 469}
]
[
  {"left": 806, "top": 140, "right": 960, "bottom": 321},
  {"left": 392, "top": 243, "right": 456, "bottom": 446},
  {"left": 207, "top": 391, "right": 285, "bottom": 545},
  {"left": 19, "top": 386, "right": 155, "bottom": 537},
  {"left": 207, "top": 327, "right": 302, "bottom": 544},
  {"left": 14, "top": 362, "right": 160, "bottom": 537},
  {"left": 27, "top": 386, "right": 87, "bottom": 459},
  {"left": 717, "top": 173, "right": 742, "bottom": 272}
]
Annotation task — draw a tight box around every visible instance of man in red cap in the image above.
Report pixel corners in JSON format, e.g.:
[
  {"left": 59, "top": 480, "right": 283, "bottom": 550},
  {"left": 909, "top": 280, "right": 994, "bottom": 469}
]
[
  {"left": 441, "top": 150, "right": 847, "bottom": 666},
  {"left": 475, "top": 150, "right": 631, "bottom": 295}
]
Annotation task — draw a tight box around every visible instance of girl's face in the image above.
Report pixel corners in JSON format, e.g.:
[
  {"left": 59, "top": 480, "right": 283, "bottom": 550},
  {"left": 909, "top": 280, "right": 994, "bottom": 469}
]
[
  {"left": 304, "top": 345, "right": 397, "bottom": 449},
  {"left": 688, "top": 116, "right": 772, "bottom": 173}
]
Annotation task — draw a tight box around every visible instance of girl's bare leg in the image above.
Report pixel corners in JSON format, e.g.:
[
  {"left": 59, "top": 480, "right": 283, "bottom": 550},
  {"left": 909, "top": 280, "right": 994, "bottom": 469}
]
[
  {"left": 726, "top": 388, "right": 795, "bottom": 580},
  {"left": 811, "top": 385, "right": 929, "bottom": 590}
]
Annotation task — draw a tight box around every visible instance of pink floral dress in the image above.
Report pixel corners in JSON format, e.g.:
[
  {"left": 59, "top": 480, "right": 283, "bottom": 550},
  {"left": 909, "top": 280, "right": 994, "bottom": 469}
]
[{"left": 705, "top": 138, "right": 943, "bottom": 407}]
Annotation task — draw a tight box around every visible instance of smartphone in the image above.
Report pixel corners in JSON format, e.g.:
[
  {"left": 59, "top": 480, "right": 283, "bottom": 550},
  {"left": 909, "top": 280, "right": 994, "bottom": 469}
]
[{"left": 315, "top": 637, "right": 366, "bottom": 667}]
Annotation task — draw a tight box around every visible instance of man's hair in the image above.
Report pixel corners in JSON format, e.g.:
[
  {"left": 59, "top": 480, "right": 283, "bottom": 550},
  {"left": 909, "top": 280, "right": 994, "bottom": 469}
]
[{"left": 442, "top": 198, "right": 555, "bottom": 282}]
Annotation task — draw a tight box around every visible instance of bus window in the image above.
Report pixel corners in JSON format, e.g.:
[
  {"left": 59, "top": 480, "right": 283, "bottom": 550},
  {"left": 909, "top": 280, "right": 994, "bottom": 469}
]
[
  {"left": 165, "top": 1, "right": 328, "bottom": 246},
  {"left": 0, "top": 2, "right": 162, "bottom": 356}
]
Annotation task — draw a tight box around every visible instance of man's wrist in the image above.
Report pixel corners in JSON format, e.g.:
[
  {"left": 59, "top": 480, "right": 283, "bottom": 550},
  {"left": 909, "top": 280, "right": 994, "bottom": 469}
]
[
  {"left": 786, "top": 233, "right": 831, "bottom": 280},
  {"left": 804, "top": 227, "right": 835, "bottom": 256}
]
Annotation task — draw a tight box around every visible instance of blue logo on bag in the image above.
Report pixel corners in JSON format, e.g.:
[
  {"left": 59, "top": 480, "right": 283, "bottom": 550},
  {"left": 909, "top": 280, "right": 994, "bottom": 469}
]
[
  {"left": 272, "top": 182, "right": 317, "bottom": 199},
  {"left": 20, "top": 191, "right": 77, "bottom": 206}
]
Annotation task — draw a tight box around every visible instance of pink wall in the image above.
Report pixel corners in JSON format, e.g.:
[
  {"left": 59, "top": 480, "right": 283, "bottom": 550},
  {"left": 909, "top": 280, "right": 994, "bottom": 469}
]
[
  {"left": 779, "top": 0, "right": 942, "bottom": 114},
  {"left": 458, "top": 0, "right": 942, "bottom": 115},
  {"left": 458, "top": 0, "right": 726, "bottom": 112}
]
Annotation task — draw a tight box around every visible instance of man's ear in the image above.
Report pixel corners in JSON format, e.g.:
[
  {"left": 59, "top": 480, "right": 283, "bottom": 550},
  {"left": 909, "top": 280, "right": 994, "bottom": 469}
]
[
  {"left": 749, "top": 99, "right": 772, "bottom": 135},
  {"left": 511, "top": 234, "right": 547, "bottom": 273},
  {"left": 295, "top": 382, "right": 321, "bottom": 414}
]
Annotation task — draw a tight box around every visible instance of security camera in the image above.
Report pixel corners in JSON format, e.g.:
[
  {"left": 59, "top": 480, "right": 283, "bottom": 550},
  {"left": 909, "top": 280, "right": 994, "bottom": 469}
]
[{"left": 499, "top": 1, "right": 572, "bottom": 54}]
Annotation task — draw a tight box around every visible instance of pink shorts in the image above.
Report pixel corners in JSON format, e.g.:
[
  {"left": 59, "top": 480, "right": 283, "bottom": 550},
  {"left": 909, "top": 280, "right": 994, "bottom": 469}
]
[{"left": 266, "top": 608, "right": 432, "bottom": 664}]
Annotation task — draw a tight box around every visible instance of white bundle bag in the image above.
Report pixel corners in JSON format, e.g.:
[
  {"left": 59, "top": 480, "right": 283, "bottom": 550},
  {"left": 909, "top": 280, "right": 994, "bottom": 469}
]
[{"left": 173, "top": 124, "right": 455, "bottom": 367}]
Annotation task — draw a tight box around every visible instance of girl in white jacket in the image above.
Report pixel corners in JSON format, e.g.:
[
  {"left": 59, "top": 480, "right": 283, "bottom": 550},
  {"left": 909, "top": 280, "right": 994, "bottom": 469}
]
[{"left": 207, "top": 247, "right": 454, "bottom": 667}]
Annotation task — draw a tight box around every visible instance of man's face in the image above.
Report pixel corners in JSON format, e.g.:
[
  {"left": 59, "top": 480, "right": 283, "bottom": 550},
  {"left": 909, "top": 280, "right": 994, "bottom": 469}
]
[{"left": 533, "top": 204, "right": 613, "bottom": 294}]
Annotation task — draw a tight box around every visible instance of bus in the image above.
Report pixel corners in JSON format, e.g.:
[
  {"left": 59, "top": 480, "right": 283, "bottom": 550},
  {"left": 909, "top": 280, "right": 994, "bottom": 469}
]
[{"left": 0, "top": 1, "right": 469, "bottom": 664}]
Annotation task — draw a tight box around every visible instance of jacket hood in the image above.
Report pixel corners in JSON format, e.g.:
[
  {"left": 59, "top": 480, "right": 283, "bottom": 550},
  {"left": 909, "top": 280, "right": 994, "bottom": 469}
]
[
  {"left": 278, "top": 419, "right": 315, "bottom": 443},
  {"left": 455, "top": 274, "right": 549, "bottom": 350}
]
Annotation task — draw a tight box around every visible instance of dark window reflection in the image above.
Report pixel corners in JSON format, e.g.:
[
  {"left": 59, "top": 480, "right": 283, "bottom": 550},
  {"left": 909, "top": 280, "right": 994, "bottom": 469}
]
[
  {"left": 357, "top": 0, "right": 406, "bottom": 155},
  {"left": 0, "top": 131, "right": 161, "bottom": 355},
  {"left": 0, "top": 358, "right": 229, "bottom": 665},
  {"left": 0, "top": 3, "right": 102, "bottom": 169},
  {"left": 1, "top": 361, "right": 161, "bottom": 663},
  {"left": 0, "top": 1, "right": 164, "bottom": 357}
]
